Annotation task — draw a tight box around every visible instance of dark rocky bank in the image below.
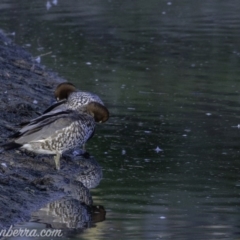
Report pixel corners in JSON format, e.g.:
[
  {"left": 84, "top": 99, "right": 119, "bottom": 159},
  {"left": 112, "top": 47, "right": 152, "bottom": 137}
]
[{"left": 0, "top": 32, "right": 103, "bottom": 230}]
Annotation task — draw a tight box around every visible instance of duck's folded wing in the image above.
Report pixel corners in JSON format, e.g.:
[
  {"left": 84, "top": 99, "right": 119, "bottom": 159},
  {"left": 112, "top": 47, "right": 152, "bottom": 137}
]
[
  {"left": 11, "top": 110, "right": 77, "bottom": 140},
  {"left": 42, "top": 99, "right": 67, "bottom": 114},
  {"left": 15, "top": 113, "right": 82, "bottom": 144}
]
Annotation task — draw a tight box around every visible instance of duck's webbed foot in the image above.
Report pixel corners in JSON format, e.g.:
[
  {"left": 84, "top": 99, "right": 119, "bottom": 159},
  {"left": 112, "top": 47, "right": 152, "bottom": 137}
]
[{"left": 72, "top": 149, "right": 90, "bottom": 159}]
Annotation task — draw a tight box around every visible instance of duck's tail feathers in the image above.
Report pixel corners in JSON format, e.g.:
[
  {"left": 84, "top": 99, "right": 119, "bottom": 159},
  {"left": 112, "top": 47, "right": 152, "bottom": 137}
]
[{"left": 1, "top": 142, "right": 22, "bottom": 150}]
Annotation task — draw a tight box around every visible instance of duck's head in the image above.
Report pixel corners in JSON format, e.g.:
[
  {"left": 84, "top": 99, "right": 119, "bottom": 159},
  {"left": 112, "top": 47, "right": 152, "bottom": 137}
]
[
  {"left": 54, "top": 82, "right": 77, "bottom": 101},
  {"left": 85, "top": 102, "right": 109, "bottom": 123}
]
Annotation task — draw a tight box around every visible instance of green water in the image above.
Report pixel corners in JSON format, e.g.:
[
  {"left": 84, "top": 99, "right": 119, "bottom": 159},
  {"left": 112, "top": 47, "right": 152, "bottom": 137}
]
[{"left": 1, "top": 0, "right": 240, "bottom": 239}]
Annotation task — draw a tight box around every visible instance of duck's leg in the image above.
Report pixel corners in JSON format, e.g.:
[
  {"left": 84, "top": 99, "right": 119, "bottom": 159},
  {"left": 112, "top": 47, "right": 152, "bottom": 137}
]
[{"left": 54, "top": 152, "right": 61, "bottom": 170}]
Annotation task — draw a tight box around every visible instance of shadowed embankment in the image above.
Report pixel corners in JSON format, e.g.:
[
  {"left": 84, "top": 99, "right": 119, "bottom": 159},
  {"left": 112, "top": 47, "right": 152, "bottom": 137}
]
[{"left": 0, "top": 32, "right": 103, "bottom": 230}]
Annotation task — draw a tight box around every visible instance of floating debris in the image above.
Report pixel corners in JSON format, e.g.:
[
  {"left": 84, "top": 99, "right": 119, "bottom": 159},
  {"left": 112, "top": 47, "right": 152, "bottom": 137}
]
[
  {"left": 155, "top": 146, "right": 163, "bottom": 153},
  {"left": 33, "top": 100, "right": 38, "bottom": 104},
  {"left": 144, "top": 130, "right": 151, "bottom": 134},
  {"left": 231, "top": 125, "right": 240, "bottom": 128},
  {"left": 52, "top": 0, "right": 58, "bottom": 5},
  {"left": 46, "top": 1, "right": 51, "bottom": 10}
]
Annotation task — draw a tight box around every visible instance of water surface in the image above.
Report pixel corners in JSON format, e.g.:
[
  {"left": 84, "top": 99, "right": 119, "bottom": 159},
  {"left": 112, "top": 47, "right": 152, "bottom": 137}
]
[{"left": 1, "top": 0, "right": 240, "bottom": 239}]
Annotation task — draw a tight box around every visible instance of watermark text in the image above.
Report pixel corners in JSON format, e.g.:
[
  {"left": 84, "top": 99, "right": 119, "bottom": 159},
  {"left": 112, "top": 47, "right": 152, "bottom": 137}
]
[{"left": 0, "top": 225, "right": 63, "bottom": 237}]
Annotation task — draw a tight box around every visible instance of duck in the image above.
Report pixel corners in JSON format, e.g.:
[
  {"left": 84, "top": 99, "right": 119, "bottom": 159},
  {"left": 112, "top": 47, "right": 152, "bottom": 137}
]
[
  {"left": 43, "top": 82, "right": 109, "bottom": 153},
  {"left": 43, "top": 83, "right": 106, "bottom": 123},
  {"left": 1, "top": 101, "right": 109, "bottom": 170}
]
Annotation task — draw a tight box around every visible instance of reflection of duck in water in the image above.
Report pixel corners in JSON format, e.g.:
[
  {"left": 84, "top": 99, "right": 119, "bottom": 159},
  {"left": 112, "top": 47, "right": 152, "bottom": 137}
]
[
  {"left": 33, "top": 197, "right": 106, "bottom": 230},
  {"left": 31, "top": 157, "right": 105, "bottom": 231},
  {"left": 1, "top": 101, "right": 109, "bottom": 170},
  {"left": 44, "top": 82, "right": 105, "bottom": 118}
]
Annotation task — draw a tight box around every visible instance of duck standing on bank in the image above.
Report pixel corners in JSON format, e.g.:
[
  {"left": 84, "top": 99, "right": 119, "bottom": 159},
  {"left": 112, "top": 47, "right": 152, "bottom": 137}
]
[
  {"left": 1, "top": 101, "right": 109, "bottom": 170},
  {"left": 42, "top": 82, "right": 108, "bottom": 154}
]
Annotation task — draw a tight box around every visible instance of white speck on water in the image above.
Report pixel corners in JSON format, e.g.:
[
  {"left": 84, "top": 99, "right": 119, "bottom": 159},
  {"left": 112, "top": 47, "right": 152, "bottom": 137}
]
[
  {"left": 144, "top": 159, "right": 150, "bottom": 162},
  {"left": 25, "top": 43, "right": 31, "bottom": 47},
  {"left": 222, "top": 152, "right": 227, "bottom": 155},
  {"left": 4, "top": 91, "right": 7, "bottom": 94},
  {"left": 206, "top": 113, "right": 212, "bottom": 116},
  {"left": 238, "top": 124, "right": 240, "bottom": 128},
  {"left": 1, "top": 163, "right": 7, "bottom": 167},
  {"left": 33, "top": 100, "right": 38, "bottom": 104},
  {"left": 155, "top": 146, "right": 163, "bottom": 153},
  {"left": 235, "top": 182, "right": 240, "bottom": 187},
  {"left": 159, "top": 216, "right": 166, "bottom": 219},
  {"left": 122, "top": 149, "right": 126, "bottom": 155},
  {"left": 35, "top": 56, "right": 41, "bottom": 63},
  {"left": 144, "top": 131, "right": 151, "bottom": 134},
  {"left": 127, "top": 107, "right": 135, "bottom": 110},
  {"left": 191, "top": 63, "right": 196, "bottom": 67},
  {"left": 162, "top": 11, "right": 166, "bottom": 14},
  {"left": 86, "top": 62, "right": 92, "bottom": 65},
  {"left": 52, "top": 0, "right": 58, "bottom": 5},
  {"left": 95, "top": 79, "right": 98, "bottom": 81},
  {"left": 182, "top": 134, "right": 187, "bottom": 137},
  {"left": 167, "top": 2, "right": 172, "bottom": 5},
  {"left": 46, "top": 1, "right": 51, "bottom": 10},
  {"left": 104, "top": 152, "right": 108, "bottom": 154}
]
